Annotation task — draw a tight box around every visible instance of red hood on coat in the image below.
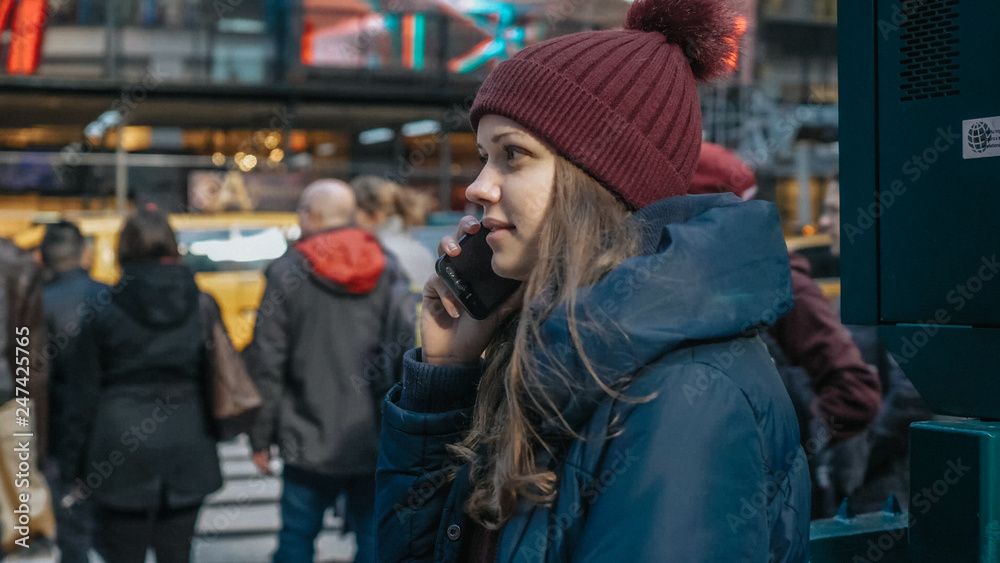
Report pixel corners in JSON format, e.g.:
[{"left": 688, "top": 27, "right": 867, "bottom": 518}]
[{"left": 295, "top": 228, "right": 386, "bottom": 294}]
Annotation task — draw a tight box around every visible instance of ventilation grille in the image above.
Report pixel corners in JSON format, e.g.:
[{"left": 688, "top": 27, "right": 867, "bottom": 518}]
[{"left": 898, "top": 0, "right": 960, "bottom": 102}]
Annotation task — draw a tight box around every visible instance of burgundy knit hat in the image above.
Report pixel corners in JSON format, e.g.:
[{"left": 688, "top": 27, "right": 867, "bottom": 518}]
[
  {"left": 470, "top": 0, "right": 740, "bottom": 209},
  {"left": 689, "top": 142, "right": 757, "bottom": 199}
]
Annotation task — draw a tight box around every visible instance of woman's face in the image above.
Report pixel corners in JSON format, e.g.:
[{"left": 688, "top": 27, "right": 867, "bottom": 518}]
[{"left": 467, "top": 114, "right": 556, "bottom": 281}]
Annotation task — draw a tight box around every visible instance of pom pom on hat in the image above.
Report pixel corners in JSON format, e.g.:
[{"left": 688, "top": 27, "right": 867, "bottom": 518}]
[
  {"left": 625, "top": 0, "right": 741, "bottom": 82},
  {"left": 470, "top": 0, "right": 742, "bottom": 209}
]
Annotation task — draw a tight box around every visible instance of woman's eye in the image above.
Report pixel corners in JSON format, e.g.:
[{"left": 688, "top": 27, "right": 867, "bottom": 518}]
[
  {"left": 478, "top": 153, "right": 488, "bottom": 164},
  {"left": 504, "top": 145, "right": 523, "bottom": 161}
]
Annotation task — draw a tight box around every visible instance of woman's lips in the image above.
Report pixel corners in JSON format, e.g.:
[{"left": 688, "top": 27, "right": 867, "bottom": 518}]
[
  {"left": 482, "top": 218, "right": 512, "bottom": 231},
  {"left": 482, "top": 218, "right": 514, "bottom": 244},
  {"left": 486, "top": 226, "right": 513, "bottom": 244}
]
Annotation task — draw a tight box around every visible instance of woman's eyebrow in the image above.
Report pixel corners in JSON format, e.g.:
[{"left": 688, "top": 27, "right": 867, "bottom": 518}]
[
  {"left": 477, "top": 131, "right": 526, "bottom": 151},
  {"left": 492, "top": 132, "right": 521, "bottom": 143}
]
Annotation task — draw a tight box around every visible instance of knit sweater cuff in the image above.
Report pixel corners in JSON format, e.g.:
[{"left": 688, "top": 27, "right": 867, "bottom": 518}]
[{"left": 399, "top": 348, "right": 483, "bottom": 413}]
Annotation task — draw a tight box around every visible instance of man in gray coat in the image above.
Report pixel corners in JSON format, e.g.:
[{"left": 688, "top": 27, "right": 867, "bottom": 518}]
[{"left": 245, "top": 179, "right": 413, "bottom": 563}]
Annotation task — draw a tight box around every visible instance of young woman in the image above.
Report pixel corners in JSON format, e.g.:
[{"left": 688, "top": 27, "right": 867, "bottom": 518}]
[
  {"left": 375, "top": 0, "right": 811, "bottom": 560},
  {"left": 63, "top": 210, "right": 224, "bottom": 562}
]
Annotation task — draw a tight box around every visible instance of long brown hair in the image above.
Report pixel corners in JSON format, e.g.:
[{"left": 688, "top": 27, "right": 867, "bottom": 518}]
[{"left": 450, "top": 157, "right": 639, "bottom": 528}]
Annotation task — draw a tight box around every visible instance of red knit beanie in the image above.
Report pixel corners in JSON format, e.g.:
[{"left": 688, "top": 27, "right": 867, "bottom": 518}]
[
  {"left": 689, "top": 142, "right": 757, "bottom": 199},
  {"left": 470, "top": 0, "right": 741, "bottom": 209}
]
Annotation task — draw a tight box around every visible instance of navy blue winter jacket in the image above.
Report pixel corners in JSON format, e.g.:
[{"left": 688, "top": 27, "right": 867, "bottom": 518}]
[{"left": 376, "top": 194, "right": 811, "bottom": 562}]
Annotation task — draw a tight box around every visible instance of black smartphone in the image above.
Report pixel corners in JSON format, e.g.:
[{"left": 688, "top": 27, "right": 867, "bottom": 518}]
[{"left": 435, "top": 227, "right": 522, "bottom": 320}]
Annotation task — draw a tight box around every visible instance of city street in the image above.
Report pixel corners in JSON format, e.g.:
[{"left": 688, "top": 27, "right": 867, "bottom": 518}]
[{"left": 8, "top": 437, "right": 357, "bottom": 563}]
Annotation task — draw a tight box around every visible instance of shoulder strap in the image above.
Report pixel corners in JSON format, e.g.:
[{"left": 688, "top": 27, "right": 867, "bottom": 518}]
[{"left": 198, "top": 292, "right": 212, "bottom": 341}]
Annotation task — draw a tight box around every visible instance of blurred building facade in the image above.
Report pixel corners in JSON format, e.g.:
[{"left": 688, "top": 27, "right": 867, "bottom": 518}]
[{"left": 0, "top": 0, "right": 838, "bottom": 233}]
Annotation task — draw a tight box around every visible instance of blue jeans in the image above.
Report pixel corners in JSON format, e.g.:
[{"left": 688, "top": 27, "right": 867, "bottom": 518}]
[
  {"left": 273, "top": 466, "right": 375, "bottom": 563},
  {"left": 44, "top": 461, "right": 95, "bottom": 563}
]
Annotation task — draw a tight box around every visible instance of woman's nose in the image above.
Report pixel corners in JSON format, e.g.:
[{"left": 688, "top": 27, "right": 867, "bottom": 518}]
[{"left": 466, "top": 169, "right": 500, "bottom": 205}]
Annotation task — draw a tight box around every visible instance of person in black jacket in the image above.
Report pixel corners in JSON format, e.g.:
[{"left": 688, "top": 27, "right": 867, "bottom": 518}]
[
  {"left": 40, "top": 221, "right": 108, "bottom": 563},
  {"left": 64, "top": 210, "right": 224, "bottom": 563},
  {"left": 244, "top": 179, "right": 413, "bottom": 563}
]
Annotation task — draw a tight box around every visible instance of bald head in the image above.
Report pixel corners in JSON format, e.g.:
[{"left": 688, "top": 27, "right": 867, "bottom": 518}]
[{"left": 298, "top": 179, "right": 357, "bottom": 237}]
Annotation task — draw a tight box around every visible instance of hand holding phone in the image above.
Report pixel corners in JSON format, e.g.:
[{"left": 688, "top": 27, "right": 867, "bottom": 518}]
[
  {"left": 420, "top": 217, "right": 523, "bottom": 367},
  {"left": 435, "top": 227, "right": 522, "bottom": 320}
]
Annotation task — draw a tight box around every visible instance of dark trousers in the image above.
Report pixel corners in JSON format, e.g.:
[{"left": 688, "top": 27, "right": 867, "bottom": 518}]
[
  {"left": 274, "top": 465, "right": 375, "bottom": 563},
  {"left": 44, "top": 461, "right": 95, "bottom": 563},
  {"left": 95, "top": 504, "right": 201, "bottom": 563}
]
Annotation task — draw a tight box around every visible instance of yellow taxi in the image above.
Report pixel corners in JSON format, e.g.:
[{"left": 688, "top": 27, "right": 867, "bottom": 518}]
[{"left": 13, "top": 211, "right": 299, "bottom": 351}]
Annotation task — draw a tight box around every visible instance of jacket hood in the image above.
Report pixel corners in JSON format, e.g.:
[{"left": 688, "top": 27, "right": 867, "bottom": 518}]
[
  {"left": 295, "top": 228, "right": 386, "bottom": 295},
  {"left": 531, "top": 193, "right": 793, "bottom": 433},
  {"left": 113, "top": 262, "right": 200, "bottom": 328}
]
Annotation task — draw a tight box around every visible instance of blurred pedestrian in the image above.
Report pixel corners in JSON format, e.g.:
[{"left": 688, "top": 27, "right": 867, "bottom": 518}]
[
  {"left": 792, "top": 175, "right": 841, "bottom": 279},
  {"left": 0, "top": 237, "right": 53, "bottom": 555},
  {"left": 689, "top": 141, "right": 758, "bottom": 201},
  {"left": 690, "top": 142, "right": 883, "bottom": 518},
  {"left": 376, "top": 0, "right": 810, "bottom": 560},
  {"left": 245, "top": 179, "right": 413, "bottom": 563},
  {"left": 817, "top": 178, "right": 841, "bottom": 258},
  {"left": 351, "top": 175, "right": 436, "bottom": 287},
  {"left": 0, "top": 238, "right": 47, "bottom": 441},
  {"left": 0, "top": 238, "right": 48, "bottom": 434},
  {"left": 817, "top": 181, "right": 934, "bottom": 515},
  {"left": 40, "top": 221, "right": 107, "bottom": 563},
  {"left": 63, "top": 210, "right": 224, "bottom": 563}
]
